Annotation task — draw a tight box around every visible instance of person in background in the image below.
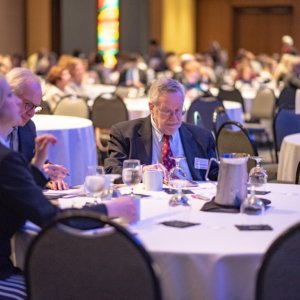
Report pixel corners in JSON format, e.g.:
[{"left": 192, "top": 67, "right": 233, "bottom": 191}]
[
  {"left": 43, "top": 65, "right": 73, "bottom": 112},
  {"left": 118, "top": 53, "right": 147, "bottom": 89},
  {"left": 105, "top": 77, "right": 218, "bottom": 181},
  {"left": 6, "top": 67, "right": 69, "bottom": 190},
  {"left": 0, "top": 75, "right": 139, "bottom": 300},
  {"left": 281, "top": 35, "right": 299, "bottom": 56},
  {"left": 64, "top": 57, "right": 90, "bottom": 97}
]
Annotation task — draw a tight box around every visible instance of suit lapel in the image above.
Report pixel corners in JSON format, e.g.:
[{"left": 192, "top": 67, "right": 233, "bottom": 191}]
[
  {"left": 136, "top": 116, "right": 152, "bottom": 165},
  {"left": 179, "top": 124, "right": 202, "bottom": 180}
]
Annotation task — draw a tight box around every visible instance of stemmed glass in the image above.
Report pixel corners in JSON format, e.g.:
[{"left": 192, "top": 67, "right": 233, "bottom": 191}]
[
  {"left": 248, "top": 156, "right": 268, "bottom": 189},
  {"left": 240, "top": 157, "right": 268, "bottom": 223},
  {"left": 101, "top": 174, "right": 121, "bottom": 200},
  {"left": 168, "top": 156, "right": 191, "bottom": 207},
  {"left": 84, "top": 175, "right": 107, "bottom": 204},
  {"left": 84, "top": 166, "right": 106, "bottom": 204},
  {"left": 122, "top": 160, "right": 142, "bottom": 196}
]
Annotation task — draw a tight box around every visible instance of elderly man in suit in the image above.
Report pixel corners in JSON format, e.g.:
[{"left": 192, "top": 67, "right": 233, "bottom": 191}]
[
  {"left": 6, "top": 67, "right": 68, "bottom": 189},
  {"left": 105, "top": 77, "right": 218, "bottom": 181}
]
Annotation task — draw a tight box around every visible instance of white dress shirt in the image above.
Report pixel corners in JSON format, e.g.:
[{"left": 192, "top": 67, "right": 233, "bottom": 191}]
[{"left": 150, "top": 115, "right": 193, "bottom": 180}]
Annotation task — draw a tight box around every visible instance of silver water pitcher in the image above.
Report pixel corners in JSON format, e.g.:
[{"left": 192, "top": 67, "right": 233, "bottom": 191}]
[{"left": 205, "top": 153, "right": 249, "bottom": 207}]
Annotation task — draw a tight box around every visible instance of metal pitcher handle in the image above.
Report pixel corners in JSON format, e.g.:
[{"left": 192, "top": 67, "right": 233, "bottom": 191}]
[{"left": 205, "top": 157, "right": 219, "bottom": 182}]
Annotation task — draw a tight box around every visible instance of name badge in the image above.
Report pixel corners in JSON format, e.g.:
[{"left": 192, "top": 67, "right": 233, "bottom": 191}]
[{"left": 194, "top": 157, "right": 208, "bottom": 170}]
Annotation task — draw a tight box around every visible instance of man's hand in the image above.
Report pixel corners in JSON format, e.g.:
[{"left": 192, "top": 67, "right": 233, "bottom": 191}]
[
  {"left": 43, "top": 163, "right": 68, "bottom": 181},
  {"left": 32, "top": 134, "right": 57, "bottom": 170},
  {"left": 46, "top": 179, "right": 69, "bottom": 190}
]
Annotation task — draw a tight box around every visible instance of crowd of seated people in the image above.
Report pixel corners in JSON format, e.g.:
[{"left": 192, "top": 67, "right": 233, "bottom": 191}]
[{"left": 1, "top": 36, "right": 300, "bottom": 115}]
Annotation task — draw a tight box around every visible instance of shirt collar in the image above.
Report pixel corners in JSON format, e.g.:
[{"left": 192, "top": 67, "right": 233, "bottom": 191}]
[
  {"left": 150, "top": 114, "right": 178, "bottom": 142},
  {"left": 0, "top": 135, "right": 9, "bottom": 148}
]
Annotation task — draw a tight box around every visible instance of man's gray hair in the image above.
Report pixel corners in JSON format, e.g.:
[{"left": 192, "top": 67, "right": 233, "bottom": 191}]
[
  {"left": 6, "top": 67, "right": 41, "bottom": 96},
  {"left": 148, "top": 78, "right": 185, "bottom": 104}
]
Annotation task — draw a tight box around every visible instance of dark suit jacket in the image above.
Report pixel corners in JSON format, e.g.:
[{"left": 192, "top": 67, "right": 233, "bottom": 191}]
[
  {"left": 18, "top": 120, "right": 36, "bottom": 162},
  {"left": 16, "top": 120, "right": 49, "bottom": 187},
  {"left": 118, "top": 68, "right": 147, "bottom": 86},
  {"left": 0, "top": 144, "right": 107, "bottom": 279},
  {"left": 104, "top": 116, "right": 218, "bottom": 180}
]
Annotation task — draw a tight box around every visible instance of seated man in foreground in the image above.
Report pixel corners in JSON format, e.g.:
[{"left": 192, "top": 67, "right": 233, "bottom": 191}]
[{"left": 105, "top": 77, "right": 218, "bottom": 181}]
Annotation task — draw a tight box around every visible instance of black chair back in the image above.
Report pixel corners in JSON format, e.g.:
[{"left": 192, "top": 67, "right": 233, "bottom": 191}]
[
  {"left": 256, "top": 222, "right": 300, "bottom": 300},
  {"left": 217, "top": 86, "right": 245, "bottom": 112},
  {"left": 91, "top": 93, "right": 128, "bottom": 128},
  {"left": 25, "top": 210, "right": 161, "bottom": 300},
  {"left": 212, "top": 106, "right": 230, "bottom": 136},
  {"left": 216, "top": 120, "right": 258, "bottom": 170},
  {"left": 295, "top": 161, "right": 300, "bottom": 184},
  {"left": 276, "top": 86, "right": 296, "bottom": 109},
  {"left": 186, "top": 96, "right": 223, "bottom": 132}
]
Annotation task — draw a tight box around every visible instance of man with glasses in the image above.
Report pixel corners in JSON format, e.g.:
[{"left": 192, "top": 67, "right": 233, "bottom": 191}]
[
  {"left": 6, "top": 67, "right": 69, "bottom": 189},
  {"left": 105, "top": 77, "right": 218, "bottom": 181}
]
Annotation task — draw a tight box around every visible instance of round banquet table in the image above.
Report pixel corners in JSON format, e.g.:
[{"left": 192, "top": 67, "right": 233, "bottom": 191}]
[
  {"left": 13, "top": 182, "right": 300, "bottom": 300},
  {"left": 277, "top": 133, "right": 300, "bottom": 182},
  {"left": 32, "top": 115, "right": 97, "bottom": 186}
]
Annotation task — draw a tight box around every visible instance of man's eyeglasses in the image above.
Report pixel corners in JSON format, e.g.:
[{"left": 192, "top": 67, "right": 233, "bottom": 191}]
[
  {"left": 155, "top": 105, "right": 186, "bottom": 118},
  {"left": 24, "top": 102, "right": 42, "bottom": 113}
]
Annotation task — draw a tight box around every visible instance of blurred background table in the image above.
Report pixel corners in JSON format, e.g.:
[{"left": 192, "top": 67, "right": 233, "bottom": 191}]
[
  {"left": 32, "top": 115, "right": 97, "bottom": 186},
  {"left": 277, "top": 133, "right": 300, "bottom": 182}
]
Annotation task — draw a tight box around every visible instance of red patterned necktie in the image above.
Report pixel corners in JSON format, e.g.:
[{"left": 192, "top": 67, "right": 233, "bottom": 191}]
[{"left": 162, "top": 135, "right": 176, "bottom": 171}]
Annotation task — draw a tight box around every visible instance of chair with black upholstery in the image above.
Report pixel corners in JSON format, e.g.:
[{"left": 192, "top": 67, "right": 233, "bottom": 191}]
[
  {"left": 53, "top": 95, "right": 90, "bottom": 119},
  {"left": 256, "top": 222, "right": 300, "bottom": 300},
  {"left": 276, "top": 86, "right": 296, "bottom": 109},
  {"left": 25, "top": 210, "right": 162, "bottom": 300},
  {"left": 216, "top": 120, "right": 258, "bottom": 170},
  {"left": 273, "top": 107, "right": 300, "bottom": 162},
  {"left": 217, "top": 85, "right": 245, "bottom": 112},
  {"left": 295, "top": 161, "right": 300, "bottom": 184},
  {"left": 186, "top": 96, "right": 224, "bottom": 132},
  {"left": 212, "top": 106, "right": 230, "bottom": 136},
  {"left": 91, "top": 92, "right": 128, "bottom": 164}
]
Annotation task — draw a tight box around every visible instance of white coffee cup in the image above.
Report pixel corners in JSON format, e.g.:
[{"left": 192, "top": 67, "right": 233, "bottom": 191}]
[{"left": 143, "top": 169, "right": 163, "bottom": 191}]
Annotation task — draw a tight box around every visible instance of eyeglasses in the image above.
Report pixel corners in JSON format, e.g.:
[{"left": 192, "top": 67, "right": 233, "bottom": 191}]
[
  {"left": 155, "top": 105, "right": 186, "bottom": 118},
  {"left": 24, "top": 102, "right": 42, "bottom": 113}
]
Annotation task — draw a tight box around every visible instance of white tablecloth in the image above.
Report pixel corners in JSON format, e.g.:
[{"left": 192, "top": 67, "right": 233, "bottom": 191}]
[
  {"left": 277, "top": 133, "right": 300, "bottom": 182},
  {"left": 14, "top": 182, "right": 300, "bottom": 300},
  {"left": 32, "top": 115, "right": 97, "bottom": 186}
]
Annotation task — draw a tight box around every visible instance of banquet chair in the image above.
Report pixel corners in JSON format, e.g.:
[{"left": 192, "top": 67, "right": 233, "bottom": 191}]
[
  {"left": 295, "top": 161, "right": 300, "bottom": 184},
  {"left": 273, "top": 107, "right": 300, "bottom": 162},
  {"left": 25, "top": 210, "right": 162, "bottom": 300},
  {"left": 216, "top": 120, "right": 258, "bottom": 171},
  {"left": 53, "top": 95, "right": 90, "bottom": 119},
  {"left": 91, "top": 93, "right": 128, "bottom": 164},
  {"left": 256, "top": 222, "right": 300, "bottom": 300},
  {"left": 186, "top": 96, "right": 223, "bottom": 132},
  {"left": 276, "top": 86, "right": 296, "bottom": 109},
  {"left": 217, "top": 85, "right": 245, "bottom": 112},
  {"left": 212, "top": 106, "right": 230, "bottom": 136},
  {"left": 244, "top": 88, "right": 276, "bottom": 162}
]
